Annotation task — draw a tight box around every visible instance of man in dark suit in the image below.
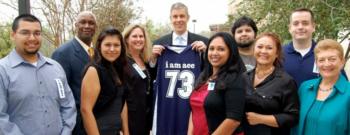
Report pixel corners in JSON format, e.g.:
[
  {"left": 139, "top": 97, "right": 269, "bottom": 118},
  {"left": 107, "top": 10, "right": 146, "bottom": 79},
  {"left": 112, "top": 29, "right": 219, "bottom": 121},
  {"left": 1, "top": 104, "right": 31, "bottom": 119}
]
[
  {"left": 52, "top": 11, "right": 97, "bottom": 135},
  {"left": 151, "top": 4, "right": 208, "bottom": 59},
  {"left": 150, "top": 2, "right": 208, "bottom": 135}
]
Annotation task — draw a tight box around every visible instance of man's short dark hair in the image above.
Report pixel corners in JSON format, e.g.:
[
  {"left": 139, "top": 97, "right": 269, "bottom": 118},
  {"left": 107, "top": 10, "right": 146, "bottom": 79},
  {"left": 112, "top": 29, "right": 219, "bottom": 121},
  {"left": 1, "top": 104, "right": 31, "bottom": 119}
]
[
  {"left": 231, "top": 16, "right": 258, "bottom": 37},
  {"left": 290, "top": 8, "right": 315, "bottom": 23},
  {"left": 12, "top": 14, "right": 41, "bottom": 31}
]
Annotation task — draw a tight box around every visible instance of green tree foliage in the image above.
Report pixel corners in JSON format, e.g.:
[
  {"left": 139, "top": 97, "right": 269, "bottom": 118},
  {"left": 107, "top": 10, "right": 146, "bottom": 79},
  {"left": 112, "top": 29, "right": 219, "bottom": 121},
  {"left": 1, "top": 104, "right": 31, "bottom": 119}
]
[
  {"left": 91, "top": 0, "right": 141, "bottom": 36},
  {"left": 0, "top": 24, "right": 13, "bottom": 58},
  {"left": 144, "top": 19, "right": 172, "bottom": 42},
  {"left": 2, "top": 0, "right": 141, "bottom": 48},
  {"left": 230, "top": 0, "right": 350, "bottom": 43}
]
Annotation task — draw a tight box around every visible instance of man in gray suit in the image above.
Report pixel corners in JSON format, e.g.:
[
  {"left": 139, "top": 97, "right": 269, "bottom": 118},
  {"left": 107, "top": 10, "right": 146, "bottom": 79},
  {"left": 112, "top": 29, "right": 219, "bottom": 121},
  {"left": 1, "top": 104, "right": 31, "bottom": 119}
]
[{"left": 52, "top": 11, "right": 97, "bottom": 135}]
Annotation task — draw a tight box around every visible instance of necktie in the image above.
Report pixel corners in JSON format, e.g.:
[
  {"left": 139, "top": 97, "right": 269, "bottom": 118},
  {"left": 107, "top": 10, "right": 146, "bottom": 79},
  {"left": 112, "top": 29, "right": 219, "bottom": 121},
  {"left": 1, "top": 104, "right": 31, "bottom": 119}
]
[
  {"left": 88, "top": 47, "right": 94, "bottom": 58},
  {"left": 177, "top": 36, "right": 186, "bottom": 45}
]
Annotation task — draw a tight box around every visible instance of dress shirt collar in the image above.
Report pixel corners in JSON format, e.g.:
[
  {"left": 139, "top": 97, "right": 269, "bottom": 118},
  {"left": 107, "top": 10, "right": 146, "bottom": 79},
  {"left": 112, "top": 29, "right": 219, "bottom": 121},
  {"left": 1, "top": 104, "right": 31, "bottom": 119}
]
[
  {"left": 75, "top": 36, "right": 93, "bottom": 54},
  {"left": 8, "top": 49, "right": 52, "bottom": 68}
]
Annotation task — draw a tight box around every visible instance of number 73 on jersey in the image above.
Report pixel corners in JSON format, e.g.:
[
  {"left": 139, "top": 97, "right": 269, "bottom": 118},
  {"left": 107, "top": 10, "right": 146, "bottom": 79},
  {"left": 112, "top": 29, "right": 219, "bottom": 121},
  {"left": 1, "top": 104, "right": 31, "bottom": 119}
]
[{"left": 165, "top": 70, "right": 195, "bottom": 99}]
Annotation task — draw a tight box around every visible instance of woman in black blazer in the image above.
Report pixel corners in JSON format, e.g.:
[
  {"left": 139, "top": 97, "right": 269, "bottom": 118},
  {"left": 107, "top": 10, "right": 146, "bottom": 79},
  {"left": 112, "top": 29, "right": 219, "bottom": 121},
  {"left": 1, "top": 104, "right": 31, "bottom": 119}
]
[{"left": 121, "top": 24, "right": 153, "bottom": 135}]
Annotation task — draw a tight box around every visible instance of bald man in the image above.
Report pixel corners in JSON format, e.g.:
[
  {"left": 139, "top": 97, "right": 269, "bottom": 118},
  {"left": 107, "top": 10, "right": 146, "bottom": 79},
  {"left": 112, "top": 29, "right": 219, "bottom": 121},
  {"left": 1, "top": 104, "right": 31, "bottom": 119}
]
[{"left": 52, "top": 11, "right": 97, "bottom": 135}]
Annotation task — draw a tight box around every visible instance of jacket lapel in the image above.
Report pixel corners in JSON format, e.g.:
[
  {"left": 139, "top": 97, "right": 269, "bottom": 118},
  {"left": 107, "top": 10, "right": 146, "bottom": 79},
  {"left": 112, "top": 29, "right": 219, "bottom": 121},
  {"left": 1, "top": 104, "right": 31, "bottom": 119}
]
[
  {"left": 298, "top": 79, "right": 319, "bottom": 135},
  {"left": 72, "top": 38, "right": 89, "bottom": 64},
  {"left": 188, "top": 32, "right": 194, "bottom": 45}
]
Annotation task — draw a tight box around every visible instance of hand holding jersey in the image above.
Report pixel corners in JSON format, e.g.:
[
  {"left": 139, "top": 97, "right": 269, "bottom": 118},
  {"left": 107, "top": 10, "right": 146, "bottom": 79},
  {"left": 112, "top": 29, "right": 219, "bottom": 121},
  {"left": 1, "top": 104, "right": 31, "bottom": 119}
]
[
  {"left": 150, "top": 45, "right": 165, "bottom": 65},
  {"left": 191, "top": 40, "right": 207, "bottom": 52}
]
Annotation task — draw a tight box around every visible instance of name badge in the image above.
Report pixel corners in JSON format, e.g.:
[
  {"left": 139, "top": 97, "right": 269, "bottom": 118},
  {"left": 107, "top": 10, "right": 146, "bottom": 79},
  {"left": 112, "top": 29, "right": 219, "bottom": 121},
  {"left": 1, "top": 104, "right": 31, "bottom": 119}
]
[
  {"left": 132, "top": 63, "right": 147, "bottom": 79},
  {"left": 55, "top": 79, "right": 65, "bottom": 99},
  {"left": 312, "top": 61, "right": 319, "bottom": 73},
  {"left": 208, "top": 82, "right": 215, "bottom": 91}
]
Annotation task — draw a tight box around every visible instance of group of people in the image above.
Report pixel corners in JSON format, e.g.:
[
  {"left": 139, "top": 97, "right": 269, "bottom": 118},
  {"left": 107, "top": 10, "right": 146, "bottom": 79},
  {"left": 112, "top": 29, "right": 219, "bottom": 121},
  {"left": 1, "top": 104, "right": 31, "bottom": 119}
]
[{"left": 0, "top": 2, "right": 349, "bottom": 135}]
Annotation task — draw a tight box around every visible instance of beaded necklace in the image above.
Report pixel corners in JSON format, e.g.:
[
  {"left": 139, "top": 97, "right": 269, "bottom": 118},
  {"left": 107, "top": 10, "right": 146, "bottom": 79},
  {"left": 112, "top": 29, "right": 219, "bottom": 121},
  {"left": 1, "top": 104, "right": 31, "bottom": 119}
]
[{"left": 319, "top": 87, "right": 333, "bottom": 92}]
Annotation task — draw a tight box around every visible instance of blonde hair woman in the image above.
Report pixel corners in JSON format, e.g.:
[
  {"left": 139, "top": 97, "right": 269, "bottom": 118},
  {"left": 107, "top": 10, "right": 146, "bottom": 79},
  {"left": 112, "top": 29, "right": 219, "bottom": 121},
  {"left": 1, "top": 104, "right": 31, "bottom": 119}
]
[{"left": 293, "top": 39, "right": 350, "bottom": 135}]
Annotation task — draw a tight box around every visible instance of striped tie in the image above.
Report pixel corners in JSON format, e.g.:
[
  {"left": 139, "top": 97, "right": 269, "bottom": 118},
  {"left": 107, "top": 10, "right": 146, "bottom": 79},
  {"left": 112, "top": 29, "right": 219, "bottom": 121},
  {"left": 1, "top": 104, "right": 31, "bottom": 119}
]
[{"left": 177, "top": 36, "right": 186, "bottom": 45}]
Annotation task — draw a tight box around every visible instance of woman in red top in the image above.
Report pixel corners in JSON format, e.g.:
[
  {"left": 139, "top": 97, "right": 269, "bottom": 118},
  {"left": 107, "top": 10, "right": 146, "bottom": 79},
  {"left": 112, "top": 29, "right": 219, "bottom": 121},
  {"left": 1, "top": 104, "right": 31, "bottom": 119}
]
[{"left": 188, "top": 32, "right": 246, "bottom": 135}]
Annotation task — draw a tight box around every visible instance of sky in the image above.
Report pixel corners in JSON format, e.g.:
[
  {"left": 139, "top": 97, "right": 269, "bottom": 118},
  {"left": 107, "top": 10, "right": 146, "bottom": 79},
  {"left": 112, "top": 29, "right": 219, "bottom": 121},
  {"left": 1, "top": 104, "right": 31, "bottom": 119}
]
[
  {"left": 0, "top": 2, "right": 17, "bottom": 24},
  {"left": 136, "top": 0, "right": 229, "bottom": 32}
]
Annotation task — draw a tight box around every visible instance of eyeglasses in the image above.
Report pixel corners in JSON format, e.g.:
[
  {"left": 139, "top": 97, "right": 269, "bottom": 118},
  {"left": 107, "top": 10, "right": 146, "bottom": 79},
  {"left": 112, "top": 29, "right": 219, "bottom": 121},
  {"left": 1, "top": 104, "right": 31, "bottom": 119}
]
[{"left": 17, "top": 30, "right": 41, "bottom": 38}]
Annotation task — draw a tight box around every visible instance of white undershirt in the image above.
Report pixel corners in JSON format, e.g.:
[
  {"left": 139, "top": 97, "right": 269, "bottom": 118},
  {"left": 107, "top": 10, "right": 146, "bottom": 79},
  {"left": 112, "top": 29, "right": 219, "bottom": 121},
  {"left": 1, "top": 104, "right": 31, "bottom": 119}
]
[
  {"left": 295, "top": 46, "right": 311, "bottom": 57},
  {"left": 31, "top": 61, "right": 38, "bottom": 66}
]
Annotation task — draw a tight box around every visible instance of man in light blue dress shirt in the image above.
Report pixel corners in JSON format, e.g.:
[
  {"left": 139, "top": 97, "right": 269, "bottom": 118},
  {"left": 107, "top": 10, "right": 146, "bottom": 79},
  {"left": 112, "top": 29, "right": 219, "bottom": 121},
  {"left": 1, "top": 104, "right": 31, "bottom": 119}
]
[{"left": 0, "top": 14, "right": 76, "bottom": 135}]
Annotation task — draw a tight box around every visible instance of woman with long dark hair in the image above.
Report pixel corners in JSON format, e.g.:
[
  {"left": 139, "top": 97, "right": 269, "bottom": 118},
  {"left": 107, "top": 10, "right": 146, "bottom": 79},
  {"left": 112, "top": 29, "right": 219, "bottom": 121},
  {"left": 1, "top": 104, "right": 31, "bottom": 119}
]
[
  {"left": 80, "top": 27, "right": 128, "bottom": 135},
  {"left": 188, "top": 32, "right": 246, "bottom": 135}
]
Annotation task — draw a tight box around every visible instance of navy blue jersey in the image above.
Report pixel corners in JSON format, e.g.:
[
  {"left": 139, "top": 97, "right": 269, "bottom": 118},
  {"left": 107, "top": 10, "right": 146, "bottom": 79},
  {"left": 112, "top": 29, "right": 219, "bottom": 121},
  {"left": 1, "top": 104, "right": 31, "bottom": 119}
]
[{"left": 152, "top": 45, "right": 201, "bottom": 135}]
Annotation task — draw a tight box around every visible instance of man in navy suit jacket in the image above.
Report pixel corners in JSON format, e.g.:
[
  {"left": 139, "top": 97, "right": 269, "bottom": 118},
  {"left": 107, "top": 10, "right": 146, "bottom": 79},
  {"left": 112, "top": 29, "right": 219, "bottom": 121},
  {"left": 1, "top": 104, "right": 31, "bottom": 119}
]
[
  {"left": 52, "top": 11, "right": 97, "bottom": 135},
  {"left": 150, "top": 2, "right": 208, "bottom": 135}
]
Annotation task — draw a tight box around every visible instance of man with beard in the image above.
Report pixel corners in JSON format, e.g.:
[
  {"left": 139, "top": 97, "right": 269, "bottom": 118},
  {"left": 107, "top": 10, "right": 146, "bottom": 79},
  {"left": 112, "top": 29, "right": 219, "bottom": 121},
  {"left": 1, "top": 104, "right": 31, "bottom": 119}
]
[
  {"left": 52, "top": 11, "right": 97, "bottom": 134},
  {"left": 231, "top": 16, "right": 258, "bottom": 71},
  {"left": 0, "top": 14, "right": 76, "bottom": 135}
]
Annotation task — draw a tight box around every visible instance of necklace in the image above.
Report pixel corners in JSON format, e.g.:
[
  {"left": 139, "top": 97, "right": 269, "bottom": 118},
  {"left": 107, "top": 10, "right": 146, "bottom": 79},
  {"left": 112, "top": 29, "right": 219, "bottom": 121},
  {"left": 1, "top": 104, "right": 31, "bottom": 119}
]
[
  {"left": 319, "top": 87, "right": 333, "bottom": 92},
  {"left": 255, "top": 66, "right": 274, "bottom": 79},
  {"left": 208, "top": 74, "right": 217, "bottom": 81},
  {"left": 209, "top": 76, "right": 216, "bottom": 81}
]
